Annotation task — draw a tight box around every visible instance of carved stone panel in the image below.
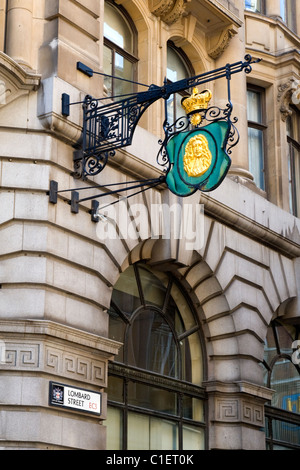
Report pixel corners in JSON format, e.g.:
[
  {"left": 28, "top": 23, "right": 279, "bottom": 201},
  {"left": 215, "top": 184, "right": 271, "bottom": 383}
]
[
  {"left": 149, "top": 0, "right": 187, "bottom": 25},
  {"left": 44, "top": 345, "right": 107, "bottom": 386},
  {"left": 278, "top": 78, "right": 300, "bottom": 121}
]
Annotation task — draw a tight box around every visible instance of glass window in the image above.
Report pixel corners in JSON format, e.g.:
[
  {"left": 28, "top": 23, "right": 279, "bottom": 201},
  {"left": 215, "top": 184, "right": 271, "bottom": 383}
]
[
  {"left": 103, "top": 2, "right": 137, "bottom": 97},
  {"left": 287, "top": 109, "right": 300, "bottom": 217},
  {"left": 107, "top": 262, "right": 206, "bottom": 450},
  {"left": 280, "top": 0, "right": 296, "bottom": 32},
  {"left": 245, "top": 0, "right": 263, "bottom": 13},
  {"left": 166, "top": 42, "right": 194, "bottom": 125},
  {"left": 247, "top": 87, "right": 266, "bottom": 190},
  {"left": 262, "top": 321, "right": 300, "bottom": 450}
]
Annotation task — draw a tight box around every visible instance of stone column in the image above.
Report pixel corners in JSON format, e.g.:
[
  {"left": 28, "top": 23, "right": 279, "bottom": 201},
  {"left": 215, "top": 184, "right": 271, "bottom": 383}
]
[
  {"left": 0, "top": 0, "right": 6, "bottom": 52},
  {"left": 204, "top": 380, "right": 274, "bottom": 450},
  {"left": 5, "top": 0, "right": 33, "bottom": 69},
  {"left": 266, "top": 0, "right": 283, "bottom": 19}
]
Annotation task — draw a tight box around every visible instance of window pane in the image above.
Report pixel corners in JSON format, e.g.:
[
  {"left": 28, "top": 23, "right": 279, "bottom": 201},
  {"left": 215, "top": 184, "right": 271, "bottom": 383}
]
[
  {"left": 112, "top": 265, "right": 140, "bottom": 315},
  {"left": 127, "top": 309, "right": 179, "bottom": 378},
  {"left": 271, "top": 359, "right": 300, "bottom": 413},
  {"left": 137, "top": 266, "right": 167, "bottom": 309},
  {"left": 288, "top": 144, "right": 294, "bottom": 214},
  {"left": 181, "top": 332, "right": 203, "bottom": 385},
  {"left": 167, "top": 47, "right": 189, "bottom": 82},
  {"left": 167, "top": 95, "right": 175, "bottom": 124},
  {"left": 182, "top": 424, "right": 205, "bottom": 450},
  {"left": 103, "top": 45, "right": 113, "bottom": 95},
  {"left": 288, "top": 143, "right": 300, "bottom": 217},
  {"left": 104, "top": 3, "right": 133, "bottom": 53},
  {"left": 248, "top": 127, "right": 265, "bottom": 190},
  {"left": 106, "top": 406, "right": 123, "bottom": 450},
  {"left": 271, "top": 419, "right": 300, "bottom": 447},
  {"left": 247, "top": 90, "right": 262, "bottom": 123},
  {"left": 171, "top": 283, "right": 196, "bottom": 331},
  {"left": 128, "top": 412, "right": 179, "bottom": 450},
  {"left": 182, "top": 396, "right": 204, "bottom": 421},
  {"left": 294, "top": 148, "right": 300, "bottom": 216},
  {"left": 107, "top": 375, "right": 123, "bottom": 403},
  {"left": 114, "top": 53, "right": 134, "bottom": 96},
  {"left": 280, "top": 0, "right": 295, "bottom": 30},
  {"left": 167, "top": 44, "right": 191, "bottom": 124},
  {"left": 245, "top": 0, "right": 262, "bottom": 12},
  {"left": 128, "top": 382, "right": 177, "bottom": 415}
]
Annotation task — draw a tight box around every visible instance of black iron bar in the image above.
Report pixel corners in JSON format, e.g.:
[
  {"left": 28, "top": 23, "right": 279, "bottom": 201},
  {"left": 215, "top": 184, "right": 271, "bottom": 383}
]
[
  {"left": 77, "top": 177, "right": 164, "bottom": 203},
  {"left": 66, "top": 56, "right": 260, "bottom": 112},
  {"left": 56, "top": 177, "right": 164, "bottom": 194},
  {"left": 94, "top": 56, "right": 261, "bottom": 113},
  {"left": 97, "top": 179, "right": 164, "bottom": 212}
]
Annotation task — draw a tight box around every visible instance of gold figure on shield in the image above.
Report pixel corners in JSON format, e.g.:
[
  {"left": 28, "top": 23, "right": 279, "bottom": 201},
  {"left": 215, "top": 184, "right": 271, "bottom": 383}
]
[{"left": 183, "top": 134, "right": 212, "bottom": 177}]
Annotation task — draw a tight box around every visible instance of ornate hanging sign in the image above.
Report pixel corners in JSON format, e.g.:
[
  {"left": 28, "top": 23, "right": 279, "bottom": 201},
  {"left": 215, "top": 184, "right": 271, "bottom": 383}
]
[
  {"left": 165, "top": 119, "right": 231, "bottom": 196},
  {"left": 49, "top": 55, "right": 261, "bottom": 219},
  {"left": 161, "top": 86, "right": 234, "bottom": 196}
]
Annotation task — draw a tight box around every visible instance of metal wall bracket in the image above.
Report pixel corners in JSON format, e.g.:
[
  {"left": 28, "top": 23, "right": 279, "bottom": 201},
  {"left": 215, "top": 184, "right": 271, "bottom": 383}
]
[
  {"left": 90, "top": 200, "right": 100, "bottom": 222},
  {"left": 47, "top": 178, "right": 163, "bottom": 221},
  {"left": 70, "top": 191, "right": 79, "bottom": 213},
  {"left": 48, "top": 180, "right": 58, "bottom": 204}
]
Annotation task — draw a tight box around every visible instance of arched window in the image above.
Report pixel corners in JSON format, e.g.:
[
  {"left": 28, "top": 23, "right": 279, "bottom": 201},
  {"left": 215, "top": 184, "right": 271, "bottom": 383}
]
[
  {"left": 103, "top": 1, "right": 138, "bottom": 97},
  {"left": 106, "top": 263, "right": 206, "bottom": 450},
  {"left": 166, "top": 42, "right": 194, "bottom": 125},
  {"left": 262, "top": 320, "right": 300, "bottom": 450}
]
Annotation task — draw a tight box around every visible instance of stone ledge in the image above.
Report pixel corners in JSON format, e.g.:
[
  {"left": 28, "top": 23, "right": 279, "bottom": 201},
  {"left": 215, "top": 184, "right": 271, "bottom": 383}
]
[
  {"left": 203, "top": 379, "right": 274, "bottom": 400},
  {"left": 0, "top": 319, "right": 121, "bottom": 359}
]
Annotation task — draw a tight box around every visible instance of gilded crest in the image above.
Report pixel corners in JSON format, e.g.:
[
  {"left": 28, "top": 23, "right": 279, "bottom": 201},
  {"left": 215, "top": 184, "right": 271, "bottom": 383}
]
[
  {"left": 183, "top": 134, "right": 212, "bottom": 177},
  {"left": 181, "top": 88, "right": 212, "bottom": 126}
]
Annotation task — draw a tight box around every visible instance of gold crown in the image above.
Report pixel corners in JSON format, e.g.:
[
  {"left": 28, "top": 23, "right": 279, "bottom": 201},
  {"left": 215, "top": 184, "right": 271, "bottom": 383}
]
[{"left": 181, "top": 88, "right": 212, "bottom": 125}]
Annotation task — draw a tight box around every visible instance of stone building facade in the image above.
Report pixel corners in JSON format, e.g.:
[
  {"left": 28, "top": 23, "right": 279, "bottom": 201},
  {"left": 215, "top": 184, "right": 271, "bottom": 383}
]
[{"left": 0, "top": 0, "right": 300, "bottom": 450}]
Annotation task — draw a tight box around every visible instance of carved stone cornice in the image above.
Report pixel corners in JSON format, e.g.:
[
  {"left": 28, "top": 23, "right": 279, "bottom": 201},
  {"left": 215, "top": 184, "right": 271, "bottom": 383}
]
[
  {"left": 0, "top": 51, "right": 40, "bottom": 107},
  {"left": 149, "top": 0, "right": 187, "bottom": 25},
  {"left": 278, "top": 78, "right": 300, "bottom": 121},
  {"left": 292, "top": 82, "right": 300, "bottom": 109},
  {"left": 207, "top": 25, "right": 238, "bottom": 59}
]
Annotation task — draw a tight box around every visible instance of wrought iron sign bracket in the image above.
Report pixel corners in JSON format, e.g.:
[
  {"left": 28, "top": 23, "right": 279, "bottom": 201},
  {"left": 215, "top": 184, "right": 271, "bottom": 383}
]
[
  {"left": 61, "top": 55, "right": 260, "bottom": 181},
  {"left": 51, "top": 55, "right": 261, "bottom": 219}
]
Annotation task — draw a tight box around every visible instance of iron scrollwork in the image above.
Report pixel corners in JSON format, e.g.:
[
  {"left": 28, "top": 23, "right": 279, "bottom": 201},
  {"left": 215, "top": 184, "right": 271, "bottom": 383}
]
[
  {"left": 73, "top": 89, "right": 161, "bottom": 179},
  {"left": 72, "top": 55, "right": 260, "bottom": 180}
]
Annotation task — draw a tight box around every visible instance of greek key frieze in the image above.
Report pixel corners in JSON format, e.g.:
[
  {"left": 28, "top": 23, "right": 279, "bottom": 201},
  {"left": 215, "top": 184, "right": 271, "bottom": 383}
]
[
  {"left": 45, "top": 346, "right": 106, "bottom": 386},
  {"left": 0, "top": 343, "right": 40, "bottom": 369},
  {"left": 215, "top": 397, "right": 264, "bottom": 427}
]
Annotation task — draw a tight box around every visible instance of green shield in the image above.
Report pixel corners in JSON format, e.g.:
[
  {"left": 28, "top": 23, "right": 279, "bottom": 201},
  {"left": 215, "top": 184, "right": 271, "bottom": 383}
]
[{"left": 165, "top": 121, "right": 231, "bottom": 196}]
